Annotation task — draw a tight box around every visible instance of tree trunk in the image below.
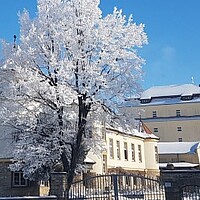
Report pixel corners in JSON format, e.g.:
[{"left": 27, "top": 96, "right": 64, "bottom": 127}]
[{"left": 64, "top": 95, "right": 90, "bottom": 198}]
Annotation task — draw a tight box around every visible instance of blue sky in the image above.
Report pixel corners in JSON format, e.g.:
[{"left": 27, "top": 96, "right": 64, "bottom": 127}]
[{"left": 0, "top": 0, "right": 200, "bottom": 89}]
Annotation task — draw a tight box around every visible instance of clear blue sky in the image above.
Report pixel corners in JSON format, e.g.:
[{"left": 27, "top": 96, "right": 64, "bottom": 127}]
[{"left": 1, "top": 0, "right": 200, "bottom": 89}]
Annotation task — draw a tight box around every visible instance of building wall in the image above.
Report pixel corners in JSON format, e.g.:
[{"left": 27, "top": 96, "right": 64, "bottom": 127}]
[
  {"left": 40, "top": 184, "right": 50, "bottom": 196},
  {"left": 144, "top": 120, "right": 200, "bottom": 142},
  {"left": 131, "top": 102, "right": 200, "bottom": 142},
  {"left": 106, "top": 129, "right": 146, "bottom": 171},
  {"left": 87, "top": 151, "right": 103, "bottom": 175},
  {"left": 159, "top": 153, "right": 200, "bottom": 164},
  {"left": 89, "top": 128, "right": 159, "bottom": 177},
  {"left": 137, "top": 102, "right": 200, "bottom": 118},
  {"left": 0, "top": 160, "right": 40, "bottom": 197},
  {"left": 144, "top": 140, "right": 159, "bottom": 169}
]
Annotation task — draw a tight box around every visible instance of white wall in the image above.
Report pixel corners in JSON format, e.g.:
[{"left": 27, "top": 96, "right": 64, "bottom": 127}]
[
  {"left": 88, "top": 128, "right": 159, "bottom": 174},
  {"left": 144, "top": 140, "right": 159, "bottom": 170}
]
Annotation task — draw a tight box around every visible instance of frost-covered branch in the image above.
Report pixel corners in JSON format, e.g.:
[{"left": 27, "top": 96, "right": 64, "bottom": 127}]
[{"left": 0, "top": 0, "right": 147, "bottom": 194}]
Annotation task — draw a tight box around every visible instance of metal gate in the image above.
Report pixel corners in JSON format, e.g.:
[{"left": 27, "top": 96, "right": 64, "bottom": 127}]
[
  {"left": 181, "top": 185, "right": 200, "bottom": 199},
  {"left": 69, "top": 174, "right": 165, "bottom": 199}
]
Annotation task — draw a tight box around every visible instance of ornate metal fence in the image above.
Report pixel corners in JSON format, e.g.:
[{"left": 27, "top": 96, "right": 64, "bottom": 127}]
[
  {"left": 181, "top": 185, "right": 200, "bottom": 199},
  {"left": 69, "top": 174, "right": 165, "bottom": 199}
]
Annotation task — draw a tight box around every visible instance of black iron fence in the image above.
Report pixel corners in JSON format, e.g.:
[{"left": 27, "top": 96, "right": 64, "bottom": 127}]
[
  {"left": 69, "top": 174, "right": 166, "bottom": 199},
  {"left": 181, "top": 185, "right": 200, "bottom": 200}
]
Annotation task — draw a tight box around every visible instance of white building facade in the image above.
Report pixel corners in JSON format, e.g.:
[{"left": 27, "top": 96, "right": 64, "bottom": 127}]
[{"left": 88, "top": 126, "right": 160, "bottom": 177}]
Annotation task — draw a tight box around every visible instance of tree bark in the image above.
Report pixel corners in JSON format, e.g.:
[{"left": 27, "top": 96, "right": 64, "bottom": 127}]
[{"left": 64, "top": 94, "right": 90, "bottom": 198}]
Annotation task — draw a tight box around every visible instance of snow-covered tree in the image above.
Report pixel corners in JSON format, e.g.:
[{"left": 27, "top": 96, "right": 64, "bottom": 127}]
[{"left": 0, "top": 0, "right": 147, "bottom": 194}]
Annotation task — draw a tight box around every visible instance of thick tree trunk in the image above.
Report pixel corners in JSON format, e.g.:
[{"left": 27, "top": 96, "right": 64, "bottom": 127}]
[{"left": 64, "top": 95, "right": 90, "bottom": 198}]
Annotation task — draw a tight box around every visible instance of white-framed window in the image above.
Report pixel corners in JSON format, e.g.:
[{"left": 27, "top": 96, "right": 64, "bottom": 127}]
[
  {"left": 12, "top": 172, "right": 28, "bottom": 187},
  {"left": 154, "top": 128, "right": 158, "bottom": 133},
  {"left": 109, "top": 138, "right": 114, "bottom": 159},
  {"left": 101, "top": 126, "right": 106, "bottom": 140},
  {"left": 177, "top": 126, "right": 182, "bottom": 131},
  {"left": 116, "top": 141, "right": 121, "bottom": 160},
  {"left": 152, "top": 111, "right": 157, "bottom": 118},
  {"left": 131, "top": 143, "right": 135, "bottom": 162},
  {"left": 124, "top": 142, "right": 128, "bottom": 160},
  {"left": 102, "top": 155, "right": 107, "bottom": 173},
  {"left": 176, "top": 110, "right": 181, "bottom": 117},
  {"left": 138, "top": 145, "right": 142, "bottom": 163},
  {"left": 155, "top": 146, "right": 159, "bottom": 163}
]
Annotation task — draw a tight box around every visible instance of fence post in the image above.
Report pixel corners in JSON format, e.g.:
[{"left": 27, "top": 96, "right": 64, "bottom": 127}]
[
  {"left": 50, "top": 172, "right": 67, "bottom": 200},
  {"left": 164, "top": 181, "right": 182, "bottom": 200},
  {"left": 112, "top": 175, "right": 119, "bottom": 200}
]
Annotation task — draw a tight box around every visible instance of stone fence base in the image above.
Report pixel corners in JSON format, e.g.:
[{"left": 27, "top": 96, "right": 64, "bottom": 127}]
[{"left": 0, "top": 196, "right": 57, "bottom": 200}]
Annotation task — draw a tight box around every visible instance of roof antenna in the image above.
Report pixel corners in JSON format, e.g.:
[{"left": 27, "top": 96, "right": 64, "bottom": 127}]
[
  {"left": 191, "top": 76, "right": 194, "bottom": 84},
  {"left": 13, "top": 35, "right": 17, "bottom": 49}
]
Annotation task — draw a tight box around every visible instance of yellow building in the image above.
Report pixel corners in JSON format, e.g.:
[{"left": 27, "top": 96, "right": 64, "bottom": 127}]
[
  {"left": 87, "top": 125, "right": 160, "bottom": 177},
  {"left": 126, "top": 84, "right": 200, "bottom": 142}
]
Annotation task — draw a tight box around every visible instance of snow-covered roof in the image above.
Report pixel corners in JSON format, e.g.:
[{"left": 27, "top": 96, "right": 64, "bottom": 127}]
[
  {"left": 133, "top": 129, "right": 159, "bottom": 140},
  {"left": 106, "top": 125, "right": 159, "bottom": 140},
  {"left": 141, "top": 84, "right": 200, "bottom": 99},
  {"left": 158, "top": 142, "right": 200, "bottom": 154},
  {"left": 159, "top": 162, "right": 199, "bottom": 168},
  {"left": 141, "top": 96, "right": 200, "bottom": 106},
  {"left": 84, "top": 157, "right": 96, "bottom": 164},
  {"left": 122, "top": 84, "right": 200, "bottom": 107}
]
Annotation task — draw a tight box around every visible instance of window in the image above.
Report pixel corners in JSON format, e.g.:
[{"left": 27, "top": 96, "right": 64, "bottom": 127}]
[
  {"left": 154, "top": 128, "right": 158, "bottom": 133},
  {"left": 102, "top": 130, "right": 106, "bottom": 140},
  {"left": 102, "top": 155, "right": 107, "bottom": 173},
  {"left": 101, "top": 125, "right": 106, "bottom": 140},
  {"left": 152, "top": 111, "right": 157, "bottom": 118},
  {"left": 178, "top": 137, "right": 183, "bottom": 142},
  {"left": 155, "top": 146, "right": 159, "bottom": 163},
  {"left": 138, "top": 145, "right": 142, "bottom": 163},
  {"left": 124, "top": 142, "right": 128, "bottom": 160},
  {"left": 140, "top": 99, "right": 151, "bottom": 104},
  {"left": 131, "top": 143, "right": 135, "bottom": 162},
  {"left": 176, "top": 110, "right": 181, "bottom": 117},
  {"left": 181, "top": 95, "right": 193, "bottom": 101},
  {"left": 116, "top": 141, "right": 121, "bottom": 160},
  {"left": 109, "top": 139, "right": 114, "bottom": 159},
  {"left": 177, "top": 127, "right": 182, "bottom": 131},
  {"left": 12, "top": 172, "right": 28, "bottom": 187}
]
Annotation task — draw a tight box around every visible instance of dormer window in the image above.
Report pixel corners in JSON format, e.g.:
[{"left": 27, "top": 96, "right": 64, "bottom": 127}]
[
  {"left": 181, "top": 95, "right": 193, "bottom": 101},
  {"left": 140, "top": 98, "right": 151, "bottom": 104}
]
